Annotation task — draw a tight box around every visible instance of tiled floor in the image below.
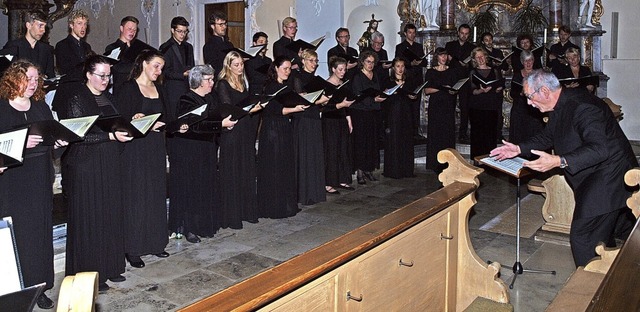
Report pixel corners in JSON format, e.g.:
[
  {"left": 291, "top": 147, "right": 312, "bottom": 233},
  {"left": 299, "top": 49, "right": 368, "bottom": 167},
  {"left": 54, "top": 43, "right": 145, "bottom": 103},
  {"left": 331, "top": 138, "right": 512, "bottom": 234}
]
[{"left": 32, "top": 159, "right": 578, "bottom": 312}]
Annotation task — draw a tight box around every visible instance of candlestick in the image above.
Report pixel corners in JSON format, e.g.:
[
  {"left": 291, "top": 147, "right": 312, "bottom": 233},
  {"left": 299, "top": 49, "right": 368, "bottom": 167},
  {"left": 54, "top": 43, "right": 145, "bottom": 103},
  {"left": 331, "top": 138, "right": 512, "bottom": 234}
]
[
  {"left": 543, "top": 28, "right": 547, "bottom": 44},
  {"left": 473, "top": 27, "right": 477, "bottom": 43}
]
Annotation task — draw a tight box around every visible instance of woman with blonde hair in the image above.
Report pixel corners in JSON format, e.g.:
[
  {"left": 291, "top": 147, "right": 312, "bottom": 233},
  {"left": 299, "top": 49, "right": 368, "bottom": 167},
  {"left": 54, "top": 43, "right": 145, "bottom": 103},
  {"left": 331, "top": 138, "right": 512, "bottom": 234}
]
[{"left": 216, "top": 51, "right": 262, "bottom": 228}]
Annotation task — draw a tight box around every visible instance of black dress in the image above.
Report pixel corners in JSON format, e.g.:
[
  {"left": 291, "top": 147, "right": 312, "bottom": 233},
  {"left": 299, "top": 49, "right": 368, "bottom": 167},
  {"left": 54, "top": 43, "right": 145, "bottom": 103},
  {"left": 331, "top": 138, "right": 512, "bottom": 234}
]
[
  {"left": 469, "top": 67, "right": 504, "bottom": 159},
  {"left": 350, "top": 70, "right": 382, "bottom": 172},
  {"left": 509, "top": 71, "right": 545, "bottom": 145},
  {"left": 170, "top": 90, "right": 222, "bottom": 237},
  {"left": 322, "top": 81, "right": 353, "bottom": 187},
  {"left": 381, "top": 77, "right": 414, "bottom": 178},
  {"left": 53, "top": 83, "right": 125, "bottom": 284},
  {"left": 245, "top": 55, "right": 272, "bottom": 94},
  {"left": 424, "top": 67, "right": 458, "bottom": 172},
  {"left": 216, "top": 80, "right": 259, "bottom": 228},
  {"left": 292, "top": 70, "right": 326, "bottom": 205},
  {"left": 257, "top": 81, "right": 299, "bottom": 218},
  {"left": 115, "top": 80, "right": 168, "bottom": 257},
  {"left": 0, "top": 99, "right": 54, "bottom": 290}
]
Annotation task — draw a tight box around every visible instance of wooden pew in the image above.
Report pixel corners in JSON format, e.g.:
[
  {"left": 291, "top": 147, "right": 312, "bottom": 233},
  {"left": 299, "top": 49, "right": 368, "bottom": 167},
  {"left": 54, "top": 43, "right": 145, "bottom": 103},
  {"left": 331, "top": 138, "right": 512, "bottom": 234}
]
[
  {"left": 546, "top": 168, "right": 640, "bottom": 311},
  {"left": 178, "top": 149, "right": 510, "bottom": 312}
]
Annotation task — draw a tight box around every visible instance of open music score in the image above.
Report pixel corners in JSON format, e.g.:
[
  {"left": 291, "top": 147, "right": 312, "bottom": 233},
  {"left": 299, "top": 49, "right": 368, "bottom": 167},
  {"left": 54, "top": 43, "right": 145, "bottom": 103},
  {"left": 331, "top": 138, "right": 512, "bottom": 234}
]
[{"left": 475, "top": 155, "right": 530, "bottom": 178}]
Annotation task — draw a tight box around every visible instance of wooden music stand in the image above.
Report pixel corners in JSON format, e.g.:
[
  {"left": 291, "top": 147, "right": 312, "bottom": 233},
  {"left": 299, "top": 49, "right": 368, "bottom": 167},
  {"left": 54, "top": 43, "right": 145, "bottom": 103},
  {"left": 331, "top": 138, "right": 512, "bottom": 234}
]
[{"left": 475, "top": 155, "right": 556, "bottom": 289}]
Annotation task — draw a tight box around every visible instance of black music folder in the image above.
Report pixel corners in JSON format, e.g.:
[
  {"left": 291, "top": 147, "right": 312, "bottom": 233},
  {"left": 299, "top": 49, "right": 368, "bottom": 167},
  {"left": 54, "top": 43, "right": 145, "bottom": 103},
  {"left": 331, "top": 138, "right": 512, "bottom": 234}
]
[
  {"left": 472, "top": 74, "right": 503, "bottom": 88},
  {"left": 558, "top": 75, "right": 599, "bottom": 88},
  {"left": 28, "top": 115, "right": 99, "bottom": 145},
  {"left": 488, "top": 51, "right": 514, "bottom": 63},
  {"left": 286, "top": 35, "right": 326, "bottom": 52},
  {"left": 220, "top": 103, "right": 249, "bottom": 121},
  {"left": 95, "top": 113, "right": 161, "bottom": 138},
  {"left": 402, "top": 47, "right": 428, "bottom": 66},
  {"left": 224, "top": 45, "right": 266, "bottom": 59},
  {"left": 165, "top": 104, "right": 208, "bottom": 133},
  {"left": 0, "top": 127, "right": 28, "bottom": 168},
  {"left": 438, "top": 77, "right": 469, "bottom": 92},
  {"left": 398, "top": 80, "right": 429, "bottom": 97}
]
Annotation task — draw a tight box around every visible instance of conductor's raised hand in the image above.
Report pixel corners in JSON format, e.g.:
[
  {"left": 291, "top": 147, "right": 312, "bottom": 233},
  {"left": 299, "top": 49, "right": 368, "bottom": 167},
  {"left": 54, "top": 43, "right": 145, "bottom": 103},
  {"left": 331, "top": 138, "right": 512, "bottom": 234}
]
[
  {"left": 490, "top": 140, "right": 521, "bottom": 161},
  {"left": 523, "top": 150, "right": 561, "bottom": 172}
]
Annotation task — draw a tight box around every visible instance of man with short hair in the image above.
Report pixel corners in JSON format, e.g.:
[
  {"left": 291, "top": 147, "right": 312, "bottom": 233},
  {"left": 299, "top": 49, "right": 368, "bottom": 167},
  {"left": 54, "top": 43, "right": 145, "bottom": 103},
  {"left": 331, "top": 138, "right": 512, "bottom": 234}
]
[
  {"left": 245, "top": 32, "right": 272, "bottom": 93},
  {"left": 394, "top": 23, "right": 425, "bottom": 138},
  {"left": 203, "top": 10, "right": 233, "bottom": 76},
  {"left": 159, "top": 16, "right": 194, "bottom": 122},
  {"left": 548, "top": 25, "right": 580, "bottom": 70},
  {"left": 364, "top": 31, "right": 391, "bottom": 81},
  {"left": 272, "top": 17, "right": 302, "bottom": 70},
  {"left": 104, "top": 16, "right": 153, "bottom": 94},
  {"left": 445, "top": 24, "right": 476, "bottom": 142},
  {"left": 3, "top": 10, "right": 55, "bottom": 78},
  {"left": 327, "top": 27, "right": 358, "bottom": 80},
  {"left": 491, "top": 70, "right": 637, "bottom": 267},
  {"left": 54, "top": 9, "right": 93, "bottom": 82}
]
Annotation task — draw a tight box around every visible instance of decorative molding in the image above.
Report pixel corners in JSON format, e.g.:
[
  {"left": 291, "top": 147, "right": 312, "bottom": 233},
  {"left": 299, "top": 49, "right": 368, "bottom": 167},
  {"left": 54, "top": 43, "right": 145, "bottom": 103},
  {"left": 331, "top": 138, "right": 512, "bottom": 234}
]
[
  {"left": 311, "top": 0, "right": 325, "bottom": 16},
  {"left": 185, "top": 0, "right": 196, "bottom": 27},
  {"left": 249, "top": 0, "right": 264, "bottom": 35},
  {"left": 459, "top": 0, "right": 525, "bottom": 14},
  {"left": 140, "top": 0, "right": 157, "bottom": 28},
  {"left": 75, "top": 0, "right": 114, "bottom": 19},
  {"left": 365, "top": 0, "right": 379, "bottom": 6}
]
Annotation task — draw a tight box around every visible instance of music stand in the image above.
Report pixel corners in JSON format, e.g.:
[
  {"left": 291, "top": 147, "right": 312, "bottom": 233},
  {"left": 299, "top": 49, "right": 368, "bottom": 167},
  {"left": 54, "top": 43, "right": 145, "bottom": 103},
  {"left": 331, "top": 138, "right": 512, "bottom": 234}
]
[{"left": 475, "top": 155, "right": 556, "bottom": 289}]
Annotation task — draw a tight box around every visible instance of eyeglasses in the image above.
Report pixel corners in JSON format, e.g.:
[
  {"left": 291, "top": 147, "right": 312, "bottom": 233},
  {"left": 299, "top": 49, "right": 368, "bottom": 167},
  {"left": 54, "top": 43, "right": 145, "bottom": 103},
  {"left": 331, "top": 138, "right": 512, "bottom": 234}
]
[
  {"left": 91, "top": 73, "right": 110, "bottom": 81},
  {"left": 338, "top": 35, "right": 351, "bottom": 38},
  {"left": 363, "top": 60, "right": 375, "bottom": 64},
  {"left": 525, "top": 88, "right": 542, "bottom": 100},
  {"left": 214, "top": 22, "right": 228, "bottom": 26},
  {"left": 174, "top": 29, "right": 189, "bottom": 34}
]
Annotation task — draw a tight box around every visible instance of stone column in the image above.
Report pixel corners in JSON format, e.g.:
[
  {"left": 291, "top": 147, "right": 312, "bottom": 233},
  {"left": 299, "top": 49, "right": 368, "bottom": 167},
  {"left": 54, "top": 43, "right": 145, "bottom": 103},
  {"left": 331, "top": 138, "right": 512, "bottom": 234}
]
[
  {"left": 440, "top": 0, "right": 456, "bottom": 30},
  {"left": 548, "top": 0, "right": 562, "bottom": 30}
]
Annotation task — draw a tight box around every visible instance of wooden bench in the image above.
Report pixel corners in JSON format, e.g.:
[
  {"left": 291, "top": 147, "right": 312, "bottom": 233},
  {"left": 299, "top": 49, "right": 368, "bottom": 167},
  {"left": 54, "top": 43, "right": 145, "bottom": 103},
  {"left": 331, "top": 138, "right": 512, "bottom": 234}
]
[
  {"left": 178, "top": 149, "right": 510, "bottom": 311},
  {"left": 546, "top": 168, "right": 640, "bottom": 311}
]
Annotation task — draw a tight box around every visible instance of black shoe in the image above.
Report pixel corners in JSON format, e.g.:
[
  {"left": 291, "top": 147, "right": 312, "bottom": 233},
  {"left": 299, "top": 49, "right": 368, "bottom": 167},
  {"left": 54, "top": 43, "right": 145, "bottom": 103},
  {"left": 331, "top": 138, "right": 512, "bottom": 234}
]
[
  {"left": 37, "top": 293, "right": 54, "bottom": 309},
  {"left": 126, "top": 254, "right": 145, "bottom": 268},
  {"left": 108, "top": 275, "right": 126, "bottom": 283},
  {"left": 155, "top": 251, "right": 170, "bottom": 258},
  {"left": 186, "top": 232, "right": 201, "bottom": 243},
  {"left": 363, "top": 171, "right": 377, "bottom": 181},
  {"left": 247, "top": 219, "right": 259, "bottom": 224},
  {"left": 325, "top": 186, "right": 340, "bottom": 194},
  {"left": 98, "top": 282, "right": 110, "bottom": 292}
]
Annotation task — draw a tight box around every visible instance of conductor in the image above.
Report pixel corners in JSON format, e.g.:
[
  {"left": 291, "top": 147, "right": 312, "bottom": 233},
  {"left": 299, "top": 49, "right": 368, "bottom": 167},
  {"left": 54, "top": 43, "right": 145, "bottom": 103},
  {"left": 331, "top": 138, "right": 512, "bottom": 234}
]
[{"left": 490, "top": 70, "right": 637, "bottom": 267}]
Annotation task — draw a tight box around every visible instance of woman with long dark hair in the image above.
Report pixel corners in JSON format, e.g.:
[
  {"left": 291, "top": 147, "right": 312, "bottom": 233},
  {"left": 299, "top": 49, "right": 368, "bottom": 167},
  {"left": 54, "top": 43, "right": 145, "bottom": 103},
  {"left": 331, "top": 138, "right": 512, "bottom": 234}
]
[
  {"left": 256, "top": 56, "right": 306, "bottom": 218},
  {"left": 115, "top": 49, "right": 169, "bottom": 268}
]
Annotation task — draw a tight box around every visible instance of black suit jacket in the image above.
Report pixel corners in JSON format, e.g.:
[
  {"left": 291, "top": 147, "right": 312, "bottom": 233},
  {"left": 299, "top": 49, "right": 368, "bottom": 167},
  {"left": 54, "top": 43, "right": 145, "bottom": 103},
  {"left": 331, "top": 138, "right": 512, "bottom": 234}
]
[
  {"left": 203, "top": 35, "right": 233, "bottom": 77},
  {"left": 394, "top": 40, "right": 424, "bottom": 82},
  {"left": 159, "top": 38, "right": 194, "bottom": 122},
  {"left": 272, "top": 36, "right": 302, "bottom": 69},
  {"left": 3, "top": 37, "right": 55, "bottom": 78},
  {"left": 104, "top": 39, "right": 153, "bottom": 95},
  {"left": 55, "top": 35, "right": 93, "bottom": 83},
  {"left": 519, "top": 88, "right": 637, "bottom": 219},
  {"left": 327, "top": 44, "right": 358, "bottom": 80}
]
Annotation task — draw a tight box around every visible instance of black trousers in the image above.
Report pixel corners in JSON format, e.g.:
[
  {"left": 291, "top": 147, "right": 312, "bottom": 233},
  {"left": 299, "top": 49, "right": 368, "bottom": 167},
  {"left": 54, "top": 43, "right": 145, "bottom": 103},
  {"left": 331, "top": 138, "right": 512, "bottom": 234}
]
[{"left": 570, "top": 208, "right": 636, "bottom": 267}]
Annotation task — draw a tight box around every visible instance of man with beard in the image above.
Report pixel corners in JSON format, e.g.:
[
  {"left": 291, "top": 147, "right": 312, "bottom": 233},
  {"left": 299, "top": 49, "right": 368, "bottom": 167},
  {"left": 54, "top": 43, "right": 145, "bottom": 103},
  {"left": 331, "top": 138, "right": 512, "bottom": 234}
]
[{"left": 203, "top": 10, "right": 233, "bottom": 76}]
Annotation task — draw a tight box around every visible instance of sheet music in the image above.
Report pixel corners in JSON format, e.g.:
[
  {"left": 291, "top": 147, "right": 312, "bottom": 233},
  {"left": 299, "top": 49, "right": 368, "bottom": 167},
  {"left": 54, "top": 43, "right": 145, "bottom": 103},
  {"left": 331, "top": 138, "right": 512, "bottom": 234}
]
[
  {"left": 177, "top": 104, "right": 207, "bottom": 119},
  {"left": 301, "top": 89, "right": 324, "bottom": 103},
  {"left": 480, "top": 156, "right": 527, "bottom": 176},
  {"left": 0, "top": 128, "right": 28, "bottom": 162},
  {"left": 106, "top": 47, "right": 121, "bottom": 60},
  {"left": 130, "top": 113, "right": 161, "bottom": 134},
  {"left": 59, "top": 115, "right": 99, "bottom": 138},
  {"left": 384, "top": 83, "right": 402, "bottom": 96}
]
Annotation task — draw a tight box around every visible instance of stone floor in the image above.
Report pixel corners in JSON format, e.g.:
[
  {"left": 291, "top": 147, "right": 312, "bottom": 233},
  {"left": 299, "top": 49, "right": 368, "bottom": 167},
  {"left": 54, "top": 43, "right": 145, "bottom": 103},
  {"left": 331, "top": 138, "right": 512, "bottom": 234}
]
[{"left": 33, "top": 157, "right": 577, "bottom": 312}]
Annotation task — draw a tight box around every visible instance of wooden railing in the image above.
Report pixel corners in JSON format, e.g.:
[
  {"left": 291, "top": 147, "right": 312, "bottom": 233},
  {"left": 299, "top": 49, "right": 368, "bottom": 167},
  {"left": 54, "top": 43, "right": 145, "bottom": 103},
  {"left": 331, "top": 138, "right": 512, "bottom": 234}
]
[{"left": 179, "top": 149, "right": 510, "bottom": 311}]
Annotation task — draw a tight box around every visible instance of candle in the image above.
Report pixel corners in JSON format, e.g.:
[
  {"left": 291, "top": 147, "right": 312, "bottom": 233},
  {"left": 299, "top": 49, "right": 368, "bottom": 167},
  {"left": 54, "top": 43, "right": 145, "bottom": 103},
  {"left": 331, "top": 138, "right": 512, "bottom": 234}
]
[
  {"left": 473, "top": 27, "right": 477, "bottom": 43},
  {"left": 543, "top": 28, "right": 547, "bottom": 44}
]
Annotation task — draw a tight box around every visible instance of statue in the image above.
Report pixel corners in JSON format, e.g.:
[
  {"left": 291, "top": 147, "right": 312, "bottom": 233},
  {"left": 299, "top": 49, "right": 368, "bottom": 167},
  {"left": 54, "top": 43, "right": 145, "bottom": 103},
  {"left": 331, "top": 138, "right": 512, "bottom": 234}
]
[
  {"left": 357, "top": 14, "right": 383, "bottom": 51},
  {"left": 577, "top": 0, "right": 596, "bottom": 28},
  {"left": 420, "top": 0, "right": 440, "bottom": 29}
]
